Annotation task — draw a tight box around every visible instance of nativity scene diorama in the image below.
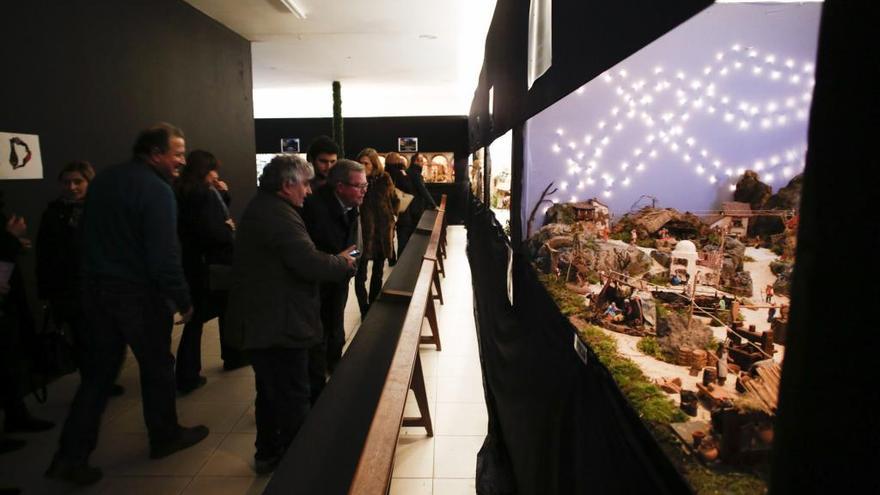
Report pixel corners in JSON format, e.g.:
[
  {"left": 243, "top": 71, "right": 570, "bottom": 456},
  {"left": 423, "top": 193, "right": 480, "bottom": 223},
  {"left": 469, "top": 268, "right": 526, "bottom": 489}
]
[{"left": 526, "top": 168, "right": 800, "bottom": 487}]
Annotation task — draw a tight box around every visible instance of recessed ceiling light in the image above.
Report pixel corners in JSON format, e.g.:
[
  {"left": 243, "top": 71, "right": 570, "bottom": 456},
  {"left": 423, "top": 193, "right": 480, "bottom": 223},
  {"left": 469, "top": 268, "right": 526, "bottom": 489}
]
[{"left": 419, "top": 34, "right": 438, "bottom": 40}]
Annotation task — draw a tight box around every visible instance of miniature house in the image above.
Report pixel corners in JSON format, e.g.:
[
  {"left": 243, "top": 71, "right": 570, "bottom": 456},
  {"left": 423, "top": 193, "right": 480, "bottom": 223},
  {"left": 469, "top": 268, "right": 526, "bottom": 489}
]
[
  {"left": 670, "top": 240, "right": 699, "bottom": 281},
  {"left": 710, "top": 202, "right": 752, "bottom": 238},
  {"left": 571, "top": 199, "right": 611, "bottom": 232}
]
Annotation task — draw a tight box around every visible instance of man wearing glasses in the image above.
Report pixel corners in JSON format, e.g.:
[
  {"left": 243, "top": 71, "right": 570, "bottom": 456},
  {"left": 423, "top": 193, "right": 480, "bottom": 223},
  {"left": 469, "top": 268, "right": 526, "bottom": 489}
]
[{"left": 301, "top": 159, "right": 367, "bottom": 402}]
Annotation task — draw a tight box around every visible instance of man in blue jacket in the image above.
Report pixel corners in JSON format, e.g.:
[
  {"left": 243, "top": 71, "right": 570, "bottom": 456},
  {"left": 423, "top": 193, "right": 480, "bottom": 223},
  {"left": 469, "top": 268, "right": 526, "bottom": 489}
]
[{"left": 46, "top": 123, "right": 207, "bottom": 486}]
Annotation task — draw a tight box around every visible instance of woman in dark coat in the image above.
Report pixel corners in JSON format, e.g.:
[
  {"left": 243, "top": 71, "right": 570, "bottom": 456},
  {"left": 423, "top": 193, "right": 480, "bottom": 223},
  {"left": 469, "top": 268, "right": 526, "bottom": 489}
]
[
  {"left": 384, "top": 152, "right": 415, "bottom": 259},
  {"left": 36, "top": 162, "right": 94, "bottom": 369},
  {"left": 1, "top": 191, "right": 54, "bottom": 438},
  {"left": 354, "top": 148, "right": 399, "bottom": 317},
  {"left": 407, "top": 153, "right": 438, "bottom": 221},
  {"left": 174, "top": 150, "right": 241, "bottom": 393}
]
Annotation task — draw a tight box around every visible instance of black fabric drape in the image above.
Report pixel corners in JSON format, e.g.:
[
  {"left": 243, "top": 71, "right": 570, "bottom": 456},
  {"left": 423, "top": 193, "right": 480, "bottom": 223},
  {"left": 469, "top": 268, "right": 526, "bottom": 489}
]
[
  {"left": 467, "top": 200, "right": 691, "bottom": 494},
  {"left": 769, "top": 3, "right": 880, "bottom": 493}
]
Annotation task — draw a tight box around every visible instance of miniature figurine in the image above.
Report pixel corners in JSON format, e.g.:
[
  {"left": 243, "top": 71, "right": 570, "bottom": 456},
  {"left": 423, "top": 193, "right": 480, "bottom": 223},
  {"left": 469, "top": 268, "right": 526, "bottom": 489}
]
[
  {"left": 630, "top": 228, "right": 638, "bottom": 245},
  {"left": 767, "top": 305, "right": 777, "bottom": 323},
  {"left": 604, "top": 302, "right": 623, "bottom": 322},
  {"left": 765, "top": 284, "right": 774, "bottom": 303}
]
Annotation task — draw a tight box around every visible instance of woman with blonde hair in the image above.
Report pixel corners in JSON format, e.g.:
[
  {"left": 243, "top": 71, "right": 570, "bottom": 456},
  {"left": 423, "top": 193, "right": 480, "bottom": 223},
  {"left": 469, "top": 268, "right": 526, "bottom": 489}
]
[{"left": 354, "top": 148, "right": 399, "bottom": 317}]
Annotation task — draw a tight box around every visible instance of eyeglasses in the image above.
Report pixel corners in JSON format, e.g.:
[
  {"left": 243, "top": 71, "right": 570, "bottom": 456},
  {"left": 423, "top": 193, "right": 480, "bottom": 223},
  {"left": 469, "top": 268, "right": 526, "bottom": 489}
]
[{"left": 346, "top": 182, "right": 369, "bottom": 191}]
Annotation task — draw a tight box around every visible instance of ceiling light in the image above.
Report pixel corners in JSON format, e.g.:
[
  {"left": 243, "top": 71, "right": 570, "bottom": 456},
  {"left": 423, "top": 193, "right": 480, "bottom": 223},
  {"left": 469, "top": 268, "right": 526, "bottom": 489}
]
[{"left": 279, "top": 0, "right": 307, "bottom": 19}]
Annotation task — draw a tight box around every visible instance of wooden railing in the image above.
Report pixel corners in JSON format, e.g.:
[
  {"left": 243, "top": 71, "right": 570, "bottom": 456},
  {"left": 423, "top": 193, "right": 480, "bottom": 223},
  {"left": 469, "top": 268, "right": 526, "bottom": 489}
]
[{"left": 263, "top": 195, "right": 448, "bottom": 495}]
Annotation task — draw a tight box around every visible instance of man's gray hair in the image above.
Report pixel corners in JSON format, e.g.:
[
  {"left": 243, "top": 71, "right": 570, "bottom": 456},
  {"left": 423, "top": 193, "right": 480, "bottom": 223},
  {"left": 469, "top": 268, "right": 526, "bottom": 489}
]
[
  {"left": 327, "top": 159, "right": 365, "bottom": 187},
  {"left": 259, "top": 154, "right": 314, "bottom": 192}
]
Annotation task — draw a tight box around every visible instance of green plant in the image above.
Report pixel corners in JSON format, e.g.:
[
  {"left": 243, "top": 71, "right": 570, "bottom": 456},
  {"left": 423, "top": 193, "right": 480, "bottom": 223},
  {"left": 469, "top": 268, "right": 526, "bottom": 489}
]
[
  {"left": 332, "top": 81, "right": 344, "bottom": 157},
  {"left": 645, "top": 272, "right": 669, "bottom": 287}
]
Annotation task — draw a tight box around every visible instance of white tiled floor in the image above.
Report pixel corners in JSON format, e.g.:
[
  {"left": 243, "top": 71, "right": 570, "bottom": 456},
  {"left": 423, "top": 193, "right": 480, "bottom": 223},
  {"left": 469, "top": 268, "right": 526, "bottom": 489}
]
[{"left": 0, "top": 226, "right": 483, "bottom": 494}]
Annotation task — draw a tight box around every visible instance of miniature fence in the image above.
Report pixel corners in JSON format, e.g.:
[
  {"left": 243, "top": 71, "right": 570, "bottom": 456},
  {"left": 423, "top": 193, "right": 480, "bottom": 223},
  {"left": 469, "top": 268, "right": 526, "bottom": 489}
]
[{"left": 263, "top": 196, "right": 448, "bottom": 495}]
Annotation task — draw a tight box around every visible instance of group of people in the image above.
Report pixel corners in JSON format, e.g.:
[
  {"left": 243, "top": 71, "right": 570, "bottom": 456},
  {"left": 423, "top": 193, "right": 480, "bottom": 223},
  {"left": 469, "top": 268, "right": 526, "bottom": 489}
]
[{"left": 0, "top": 123, "right": 438, "bottom": 488}]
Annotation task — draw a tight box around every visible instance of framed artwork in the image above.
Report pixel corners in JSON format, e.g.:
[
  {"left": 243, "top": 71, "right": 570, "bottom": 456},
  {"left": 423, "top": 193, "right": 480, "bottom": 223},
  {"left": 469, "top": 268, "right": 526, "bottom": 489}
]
[
  {"left": 0, "top": 131, "right": 43, "bottom": 180},
  {"left": 280, "top": 138, "right": 300, "bottom": 153},
  {"left": 398, "top": 137, "right": 418, "bottom": 152}
]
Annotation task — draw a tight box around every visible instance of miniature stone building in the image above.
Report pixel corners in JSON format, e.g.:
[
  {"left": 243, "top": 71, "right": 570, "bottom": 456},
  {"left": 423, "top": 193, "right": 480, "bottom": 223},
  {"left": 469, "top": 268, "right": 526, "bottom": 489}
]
[
  {"left": 709, "top": 202, "right": 752, "bottom": 238},
  {"left": 670, "top": 240, "right": 699, "bottom": 281}
]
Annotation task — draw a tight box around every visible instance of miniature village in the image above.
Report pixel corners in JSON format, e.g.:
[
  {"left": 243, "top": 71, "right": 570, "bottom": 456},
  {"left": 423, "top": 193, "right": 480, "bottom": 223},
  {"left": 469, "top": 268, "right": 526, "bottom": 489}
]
[{"left": 529, "top": 170, "right": 802, "bottom": 489}]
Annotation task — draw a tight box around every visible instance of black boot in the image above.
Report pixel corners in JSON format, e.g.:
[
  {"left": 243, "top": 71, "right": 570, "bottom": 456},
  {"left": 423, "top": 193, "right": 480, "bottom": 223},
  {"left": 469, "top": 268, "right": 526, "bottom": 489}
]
[
  {"left": 0, "top": 437, "right": 26, "bottom": 455},
  {"left": 45, "top": 456, "right": 103, "bottom": 485},
  {"left": 150, "top": 425, "right": 210, "bottom": 459},
  {"left": 4, "top": 403, "right": 54, "bottom": 433}
]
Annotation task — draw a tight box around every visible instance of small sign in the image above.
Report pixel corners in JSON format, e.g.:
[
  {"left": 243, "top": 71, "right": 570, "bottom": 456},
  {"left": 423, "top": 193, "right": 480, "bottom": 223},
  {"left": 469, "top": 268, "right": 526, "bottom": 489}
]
[
  {"left": 0, "top": 132, "right": 43, "bottom": 180},
  {"left": 574, "top": 334, "right": 589, "bottom": 365},
  {"left": 280, "top": 138, "right": 300, "bottom": 153},
  {"left": 398, "top": 137, "right": 418, "bottom": 152}
]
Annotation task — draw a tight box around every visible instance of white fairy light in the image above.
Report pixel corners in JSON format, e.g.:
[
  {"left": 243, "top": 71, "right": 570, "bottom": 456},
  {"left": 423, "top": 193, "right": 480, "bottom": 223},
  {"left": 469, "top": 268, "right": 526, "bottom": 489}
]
[
  {"left": 803, "top": 63, "right": 814, "bottom": 73},
  {"left": 601, "top": 136, "right": 610, "bottom": 146},
  {"left": 648, "top": 150, "right": 658, "bottom": 159},
  {"left": 577, "top": 151, "right": 585, "bottom": 159},
  {"left": 683, "top": 154, "right": 692, "bottom": 163},
  {"left": 556, "top": 128, "right": 565, "bottom": 136},
  {"left": 603, "top": 73, "right": 614, "bottom": 83},
  {"left": 686, "top": 137, "right": 696, "bottom": 147},
  {"left": 584, "top": 134, "right": 593, "bottom": 145},
  {"left": 654, "top": 66, "right": 664, "bottom": 74},
  {"left": 720, "top": 67, "right": 729, "bottom": 76},
  {"left": 716, "top": 52, "right": 724, "bottom": 61},
  {"left": 770, "top": 71, "right": 781, "bottom": 81},
  {"left": 614, "top": 123, "right": 624, "bottom": 132},
  {"left": 560, "top": 181, "right": 568, "bottom": 190},
  {"left": 696, "top": 165, "right": 705, "bottom": 175},
  {"left": 790, "top": 74, "right": 801, "bottom": 84},
  {"left": 785, "top": 58, "right": 795, "bottom": 68},
  {"left": 586, "top": 177, "right": 595, "bottom": 185},
  {"left": 752, "top": 66, "right": 763, "bottom": 75},
  {"left": 576, "top": 87, "right": 585, "bottom": 95},
  {"left": 621, "top": 161, "right": 630, "bottom": 171},
  {"left": 709, "top": 176, "right": 717, "bottom": 184},
  {"left": 610, "top": 107, "right": 620, "bottom": 116},
  {"left": 737, "top": 167, "right": 746, "bottom": 175},
  {"left": 765, "top": 54, "right": 776, "bottom": 64},
  {"left": 732, "top": 43, "right": 742, "bottom": 52},
  {"left": 633, "top": 148, "right": 643, "bottom": 157},
  {"left": 738, "top": 120, "right": 750, "bottom": 130},
  {"left": 761, "top": 118, "right": 772, "bottom": 129},
  {"left": 724, "top": 112, "right": 735, "bottom": 123},
  {"left": 646, "top": 134, "right": 656, "bottom": 143},
  {"left": 748, "top": 49, "right": 758, "bottom": 58},
  {"left": 700, "top": 149, "right": 709, "bottom": 158},
  {"left": 619, "top": 69, "right": 628, "bottom": 78},
  {"left": 551, "top": 144, "right": 561, "bottom": 153},
  {"left": 568, "top": 141, "right": 577, "bottom": 149},
  {"left": 713, "top": 160, "right": 722, "bottom": 168},
  {"left": 622, "top": 177, "right": 631, "bottom": 186},
  {"left": 777, "top": 115, "right": 788, "bottom": 125},
  {"left": 636, "top": 163, "right": 645, "bottom": 171},
  {"left": 570, "top": 195, "right": 578, "bottom": 202},
  {"left": 729, "top": 184, "right": 737, "bottom": 192},
  {"left": 764, "top": 173, "right": 774, "bottom": 182},
  {"left": 598, "top": 120, "right": 607, "bottom": 129},
  {"left": 603, "top": 190, "right": 612, "bottom": 198}
]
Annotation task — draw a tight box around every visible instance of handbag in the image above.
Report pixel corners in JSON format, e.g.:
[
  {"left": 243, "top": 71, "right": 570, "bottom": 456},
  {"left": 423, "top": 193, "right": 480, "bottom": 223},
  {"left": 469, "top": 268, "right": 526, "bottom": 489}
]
[
  {"left": 394, "top": 189, "right": 414, "bottom": 214},
  {"left": 31, "top": 304, "right": 78, "bottom": 403}
]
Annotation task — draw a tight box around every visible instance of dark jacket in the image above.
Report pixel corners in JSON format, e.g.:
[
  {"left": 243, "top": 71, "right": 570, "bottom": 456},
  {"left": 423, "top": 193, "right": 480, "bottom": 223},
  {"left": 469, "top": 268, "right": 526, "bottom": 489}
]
[
  {"left": 386, "top": 163, "right": 415, "bottom": 231},
  {"left": 80, "top": 159, "right": 191, "bottom": 311},
  {"left": 35, "top": 198, "right": 85, "bottom": 300},
  {"left": 360, "top": 172, "right": 397, "bottom": 260},
  {"left": 177, "top": 184, "right": 235, "bottom": 296},
  {"left": 225, "top": 191, "right": 351, "bottom": 350},
  {"left": 301, "top": 184, "right": 359, "bottom": 256},
  {"left": 407, "top": 163, "right": 437, "bottom": 223}
]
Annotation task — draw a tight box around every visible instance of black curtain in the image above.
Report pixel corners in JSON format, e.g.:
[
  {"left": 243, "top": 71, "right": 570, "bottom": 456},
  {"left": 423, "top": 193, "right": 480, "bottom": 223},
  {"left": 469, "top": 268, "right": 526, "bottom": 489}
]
[
  {"left": 467, "top": 200, "right": 691, "bottom": 494},
  {"left": 770, "top": 2, "right": 880, "bottom": 493}
]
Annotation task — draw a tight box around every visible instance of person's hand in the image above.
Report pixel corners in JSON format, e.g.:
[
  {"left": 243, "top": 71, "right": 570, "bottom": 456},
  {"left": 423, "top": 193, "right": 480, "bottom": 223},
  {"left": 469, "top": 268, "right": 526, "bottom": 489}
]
[
  {"left": 175, "top": 306, "right": 194, "bottom": 325},
  {"left": 338, "top": 244, "right": 358, "bottom": 270},
  {"left": 214, "top": 179, "right": 229, "bottom": 192},
  {"left": 5, "top": 215, "right": 26, "bottom": 238},
  {"left": 225, "top": 218, "right": 236, "bottom": 231}
]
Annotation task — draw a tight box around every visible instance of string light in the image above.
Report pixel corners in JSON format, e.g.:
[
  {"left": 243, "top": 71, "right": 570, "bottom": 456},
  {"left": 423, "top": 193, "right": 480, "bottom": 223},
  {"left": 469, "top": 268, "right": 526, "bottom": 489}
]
[{"left": 546, "top": 43, "right": 812, "bottom": 199}]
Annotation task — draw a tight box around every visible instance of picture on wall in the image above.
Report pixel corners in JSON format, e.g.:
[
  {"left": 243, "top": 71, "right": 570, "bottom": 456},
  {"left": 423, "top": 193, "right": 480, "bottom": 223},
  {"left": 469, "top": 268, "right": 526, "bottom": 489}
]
[
  {"left": 280, "top": 138, "right": 300, "bottom": 153},
  {"left": 398, "top": 137, "right": 418, "bottom": 152},
  {"left": 0, "top": 131, "right": 43, "bottom": 180}
]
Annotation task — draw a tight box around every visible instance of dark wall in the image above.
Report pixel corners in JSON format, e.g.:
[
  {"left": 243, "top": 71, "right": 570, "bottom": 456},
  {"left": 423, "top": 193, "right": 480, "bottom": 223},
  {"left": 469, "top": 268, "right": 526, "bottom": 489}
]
[
  {"left": 255, "top": 116, "right": 470, "bottom": 223},
  {"left": 0, "top": 0, "right": 255, "bottom": 314},
  {"left": 469, "top": 0, "right": 712, "bottom": 151}
]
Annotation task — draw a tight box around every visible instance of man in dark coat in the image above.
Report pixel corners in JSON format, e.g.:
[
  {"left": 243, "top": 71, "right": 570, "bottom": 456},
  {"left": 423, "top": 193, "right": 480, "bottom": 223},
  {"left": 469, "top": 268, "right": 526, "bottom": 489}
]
[
  {"left": 47, "top": 124, "right": 207, "bottom": 486},
  {"left": 224, "top": 154, "right": 355, "bottom": 474},
  {"left": 306, "top": 135, "right": 339, "bottom": 190},
  {"left": 301, "top": 159, "right": 366, "bottom": 402}
]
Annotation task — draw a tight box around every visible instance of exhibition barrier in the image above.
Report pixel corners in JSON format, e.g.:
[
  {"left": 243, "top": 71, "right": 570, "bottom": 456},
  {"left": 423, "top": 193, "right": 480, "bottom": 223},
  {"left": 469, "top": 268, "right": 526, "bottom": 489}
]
[
  {"left": 264, "top": 196, "right": 448, "bottom": 495},
  {"left": 466, "top": 198, "right": 692, "bottom": 494}
]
